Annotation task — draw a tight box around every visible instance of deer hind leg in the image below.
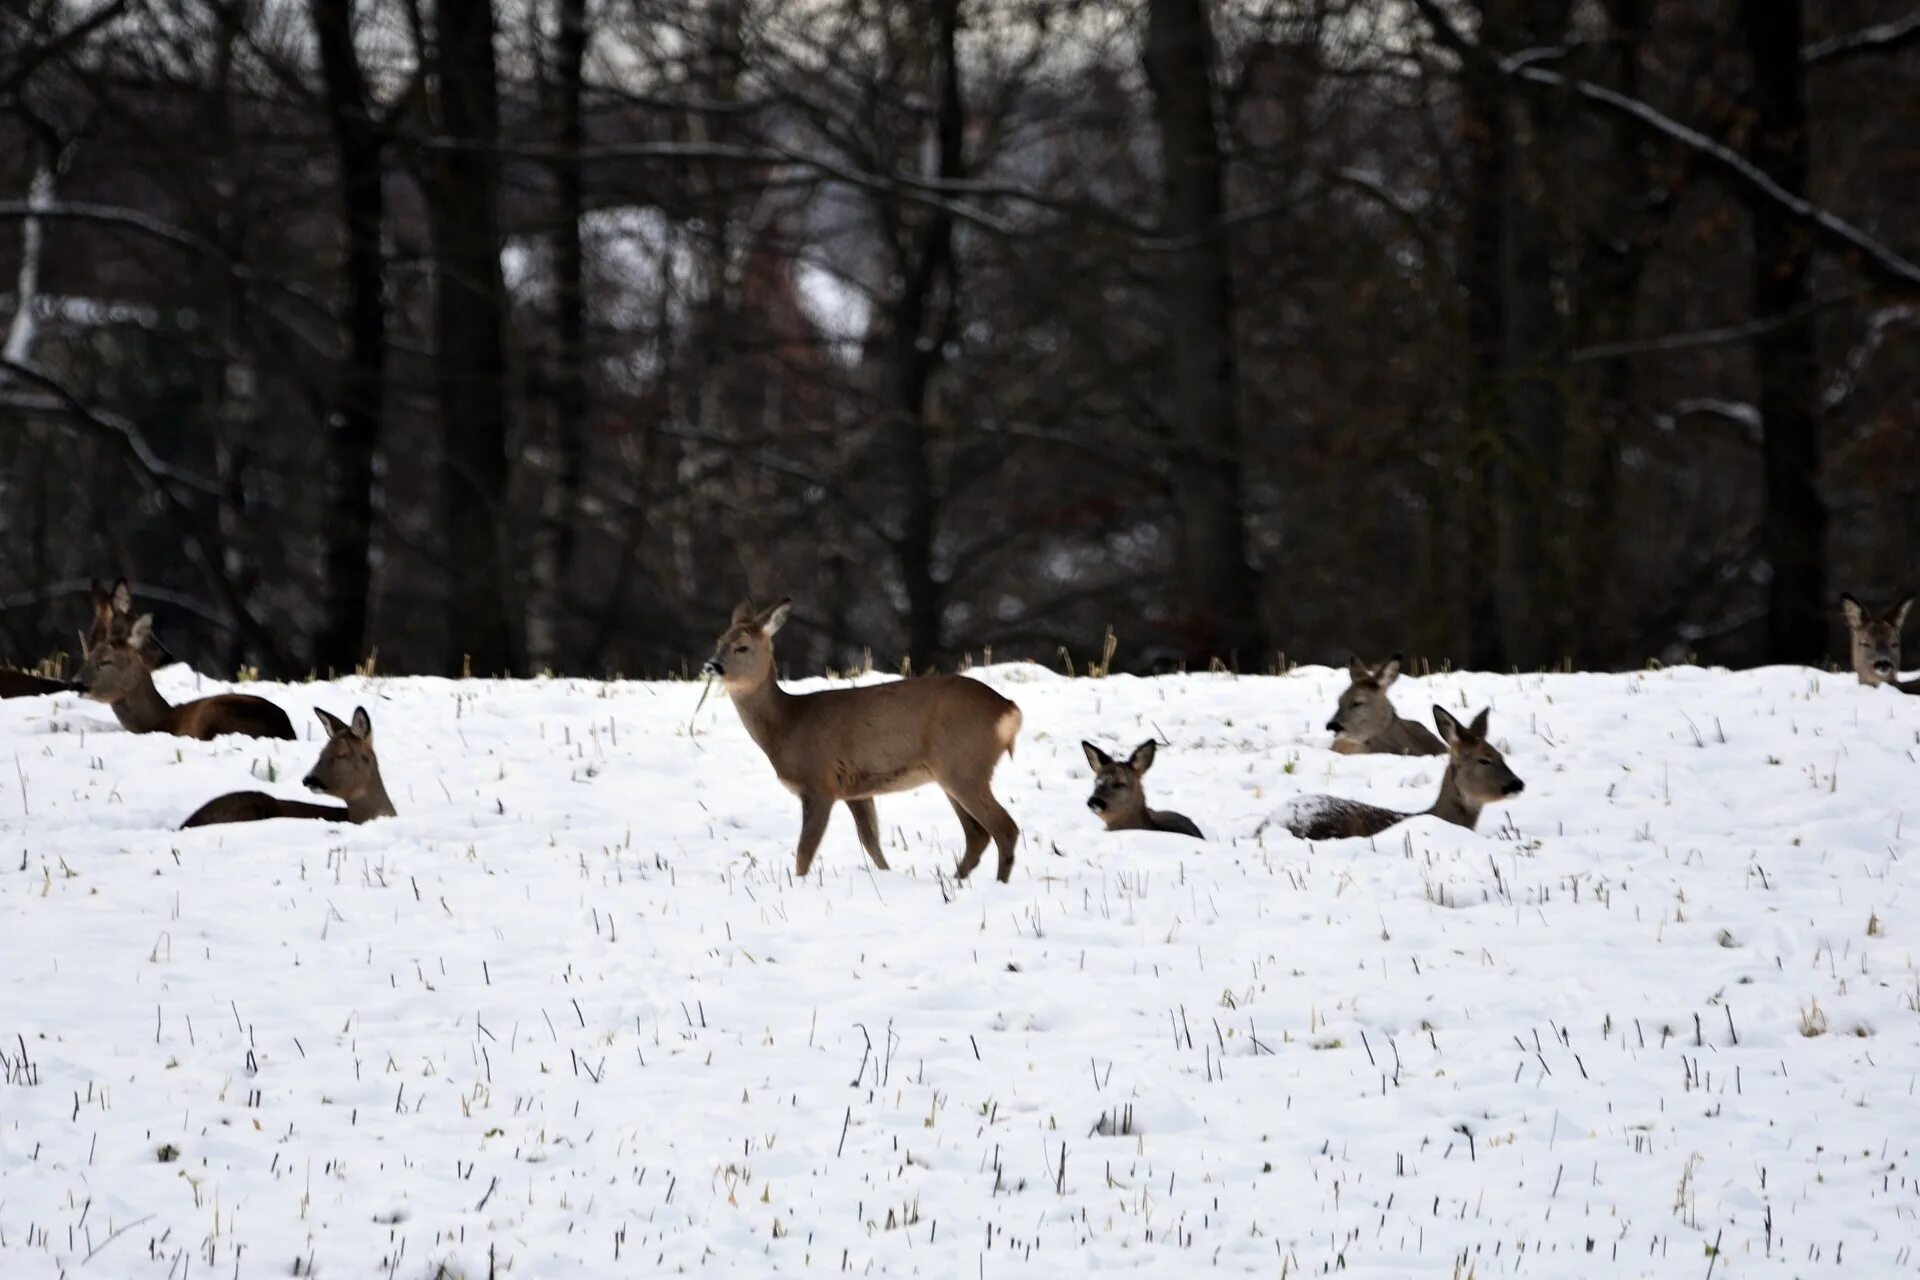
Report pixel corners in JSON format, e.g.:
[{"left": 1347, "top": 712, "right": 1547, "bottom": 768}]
[
  {"left": 846, "top": 799, "right": 890, "bottom": 870},
  {"left": 948, "top": 784, "right": 1019, "bottom": 883},
  {"left": 793, "top": 795, "right": 833, "bottom": 880},
  {"left": 942, "top": 792, "right": 991, "bottom": 880}
]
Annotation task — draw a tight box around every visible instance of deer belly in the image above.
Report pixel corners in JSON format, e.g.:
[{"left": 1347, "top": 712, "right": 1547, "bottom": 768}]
[{"left": 832, "top": 760, "right": 933, "bottom": 798}]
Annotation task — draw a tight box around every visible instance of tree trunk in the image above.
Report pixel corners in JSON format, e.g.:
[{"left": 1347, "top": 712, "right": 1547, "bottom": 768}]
[
  {"left": 527, "top": 0, "right": 587, "bottom": 673},
  {"left": 1494, "top": 0, "right": 1572, "bottom": 669},
  {"left": 1458, "top": 58, "right": 1509, "bottom": 671},
  {"left": 428, "top": 0, "right": 517, "bottom": 675},
  {"left": 310, "top": 0, "right": 386, "bottom": 675},
  {"left": 1743, "top": 0, "right": 1825, "bottom": 664},
  {"left": 1143, "top": 0, "right": 1262, "bottom": 668},
  {"left": 884, "top": 0, "right": 963, "bottom": 671}
]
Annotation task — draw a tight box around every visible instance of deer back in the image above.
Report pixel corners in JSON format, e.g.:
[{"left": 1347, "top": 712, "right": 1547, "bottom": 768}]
[
  {"left": 181, "top": 792, "right": 347, "bottom": 829},
  {"left": 166, "top": 694, "right": 297, "bottom": 742}
]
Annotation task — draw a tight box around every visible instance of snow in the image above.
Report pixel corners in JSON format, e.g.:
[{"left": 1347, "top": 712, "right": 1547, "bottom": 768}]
[{"left": 3, "top": 661, "right": 1918, "bottom": 1276}]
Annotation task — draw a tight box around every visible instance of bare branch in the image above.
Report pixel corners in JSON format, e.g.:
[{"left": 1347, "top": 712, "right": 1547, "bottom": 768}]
[{"left": 1803, "top": 13, "right": 1920, "bottom": 66}]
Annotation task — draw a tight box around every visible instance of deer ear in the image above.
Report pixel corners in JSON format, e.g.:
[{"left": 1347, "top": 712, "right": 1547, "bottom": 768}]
[
  {"left": 730, "top": 599, "right": 758, "bottom": 627},
  {"left": 351, "top": 706, "right": 373, "bottom": 739},
  {"left": 1841, "top": 594, "right": 1865, "bottom": 629},
  {"left": 1347, "top": 655, "right": 1368, "bottom": 681},
  {"left": 1128, "top": 740, "right": 1157, "bottom": 774},
  {"left": 1082, "top": 741, "right": 1111, "bottom": 772},
  {"left": 1468, "top": 708, "right": 1491, "bottom": 740},
  {"left": 1379, "top": 654, "right": 1403, "bottom": 685},
  {"left": 128, "top": 613, "right": 154, "bottom": 644},
  {"left": 1432, "top": 705, "right": 1463, "bottom": 747},
  {"left": 759, "top": 599, "right": 792, "bottom": 636},
  {"left": 315, "top": 707, "right": 349, "bottom": 739},
  {"left": 111, "top": 580, "right": 133, "bottom": 615},
  {"left": 1892, "top": 596, "right": 1914, "bottom": 630}
]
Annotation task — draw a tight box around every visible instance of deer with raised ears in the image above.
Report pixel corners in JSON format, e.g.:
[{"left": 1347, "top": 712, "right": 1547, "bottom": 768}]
[
  {"left": 1840, "top": 594, "right": 1918, "bottom": 692},
  {"left": 182, "top": 707, "right": 396, "bottom": 828},
  {"left": 1273, "top": 706, "right": 1523, "bottom": 841},
  {"left": 79, "top": 614, "right": 295, "bottom": 740},
  {"left": 1324, "top": 654, "right": 1445, "bottom": 756},
  {"left": 1082, "top": 740, "right": 1204, "bottom": 839},
  {"left": 702, "top": 598, "right": 1024, "bottom": 882},
  {"left": 90, "top": 579, "right": 173, "bottom": 669},
  {"left": 0, "top": 578, "right": 152, "bottom": 698}
]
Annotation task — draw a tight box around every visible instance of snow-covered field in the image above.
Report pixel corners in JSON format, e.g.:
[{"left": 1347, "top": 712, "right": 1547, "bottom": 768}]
[{"left": 3, "top": 661, "right": 1918, "bottom": 1277}]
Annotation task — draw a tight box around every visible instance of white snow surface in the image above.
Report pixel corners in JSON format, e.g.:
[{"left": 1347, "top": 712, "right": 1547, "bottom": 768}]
[{"left": 2, "top": 662, "right": 1918, "bottom": 1276}]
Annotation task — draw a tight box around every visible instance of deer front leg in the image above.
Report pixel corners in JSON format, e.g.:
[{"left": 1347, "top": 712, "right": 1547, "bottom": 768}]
[
  {"left": 793, "top": 794, "right": 833, "bottom": 879},
  {"left": 846, "top": 798, "right": 890, "bottom": 870}
]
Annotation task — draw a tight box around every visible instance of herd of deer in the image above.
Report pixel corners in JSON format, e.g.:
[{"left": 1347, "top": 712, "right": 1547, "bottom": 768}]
[{"left": 2, "top": 584, "right": 1914, "bottom": 882}]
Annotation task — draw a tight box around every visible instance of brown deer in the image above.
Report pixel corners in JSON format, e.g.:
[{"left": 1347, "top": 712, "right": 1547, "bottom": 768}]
[
  {"left": 702, "top": 598, "right": 1024, "bottom": 882},
  {"left": 1271, "top": 706, "right": 1523, "bottom": 841},
  {"left": 1840, "top": 594, "right": 1918, "bottom": 692},
  {"left": 182, "top": 706, "right": 395, "bottom": 828},
  {"left": 79, "top": 613, "right": 294, "bottom": 740},
  {"left": 1082, "top": 740, "right": 1204, "bottom": 839},
  {"left": 90, "top": 579, "right": 173, "bottom": 668},
  {"left": 0, "top": 578, "right": 163, "bottom": 698},
  {"left": 1324, "top": 655, "right": 1445, "bottom": 755}
]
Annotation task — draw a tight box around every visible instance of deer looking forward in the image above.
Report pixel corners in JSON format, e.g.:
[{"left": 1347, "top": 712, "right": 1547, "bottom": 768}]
[
  {"left": 79, "top": 613, "right": 294, "bottom": 740},
  {"left": 182, "top": 707, "right": 396, "bottom": 828},
  {"left": 703, "top": 599, "right": 1024, "bottom": 882},
  {"left": 1840, "top": 594, "right": 1918, "bottom": 692},
  {"left": 1324, "top": 655, "right": 1445, "bottom": 755},
  {"left": 1082, "top": 741, "right": 1203, "bottom": 839},
  {"left": 1273, "top": 706, "right": 1523, "bottom": 841},
  {"left": 0, "top": 577, "right": 163, "bottom": 698}
]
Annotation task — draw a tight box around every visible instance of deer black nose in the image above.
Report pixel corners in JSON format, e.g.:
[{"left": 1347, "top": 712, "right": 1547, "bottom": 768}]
[
  {"left": 1874, "top": 660, "right": 1894, "bottom": 674},
  {"left": 700, "top": 658, "right": 722, "bottom": 677},
  {"left": 1504, "top": 780, "right": 1525, "bottom": 796},
  {"left": 302, "top": 774, "right": 322, "bottom": 791},
  {"left": 1087, "top": 796, "right": 1105, "bottom": 812},
  {"left": 1325, "top": 718, "right": 1341, "bottom": 732}
]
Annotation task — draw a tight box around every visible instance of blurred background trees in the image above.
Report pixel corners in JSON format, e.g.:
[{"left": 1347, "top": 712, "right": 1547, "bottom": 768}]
[{"left": 2, "top": 0, "right": 1916, "bottom": 678}]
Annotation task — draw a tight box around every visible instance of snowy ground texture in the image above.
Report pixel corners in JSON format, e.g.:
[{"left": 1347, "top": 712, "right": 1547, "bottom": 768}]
[{"left": 3, "top": 662, "right": 1920, "bottom": 1278}]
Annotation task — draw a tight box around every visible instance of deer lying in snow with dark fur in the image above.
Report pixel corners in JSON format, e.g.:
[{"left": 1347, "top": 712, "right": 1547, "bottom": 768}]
[
  {"left": 1324, "top": 654, "right": 1445, "bottom": 755},
  {"left": 703, "top": 598, "right": 1024, "bottom": 881},
  {"left": 1082, "top": 740, "right": 1203, "bottom": 839},
  {"left": 1271, "top": 706, "right": 1523, "bottom": 841},
  {"left": 182, "top": 707, "right": 395, "bottom": 828},
  {"left": 80, "top": 613, "right": 294, "bottom": 741},
  {"left": 1840, "top": 594, "right": 1918, "bottom": 693}
]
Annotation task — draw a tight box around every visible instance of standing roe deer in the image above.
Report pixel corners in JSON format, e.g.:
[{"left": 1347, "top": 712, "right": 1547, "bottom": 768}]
[
  {"left": 1324, "top": 655, "right": 1445, "bottom": 755},
  {"left": 1840, "top": 594, "right": 1918, "bottom": 692},
  {"left": 182, "top": 707, "right": 395, "bottom": 828},
  {"left": 80, "top": 614, "right": 295, "bottom": 740},
  {"left": 1271, "top": 706, "right": 1523, "bottom": 840},
  {"left": 1082, "top": 740, "right": 1204, "bottom": 838},
  {"left": 702, "top": 598, "right": 1024, "bottom": 882}
]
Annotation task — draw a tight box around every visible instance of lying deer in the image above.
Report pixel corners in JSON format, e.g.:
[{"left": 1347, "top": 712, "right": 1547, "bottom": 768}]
[
  {"left": 80, "top": 613, "right": 294, "bottom": 740},
  {"left": 1840, "top": 594, "right": 1918, "bottom": 692},
  {"left": 1324, "top": 654, "right": 1444, "bottom": 755},
  {"left": 0, "top": 577, "right": 164, "bottom": 698},
  {"left": 1273, "top": 706, "right": 1523, "bottom": 841},
  {"left": 1082, "top": 740, "right": 1203, "bottom": 838},
  {"left": 703, "top": 598, "right": 1024, "bottom": 881},
  {"left": 182, "top": 706, "right": 395, "bottom": 828}
]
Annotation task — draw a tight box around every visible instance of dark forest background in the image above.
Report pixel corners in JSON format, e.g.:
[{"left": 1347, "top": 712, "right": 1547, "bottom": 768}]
[{"left": 1, "top": 0, "right": 1916, "bottom": 679}]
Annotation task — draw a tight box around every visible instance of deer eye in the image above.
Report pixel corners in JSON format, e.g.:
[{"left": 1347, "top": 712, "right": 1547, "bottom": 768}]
[{"left": 732, "top": 644, "right": 749, "bottom": 654}]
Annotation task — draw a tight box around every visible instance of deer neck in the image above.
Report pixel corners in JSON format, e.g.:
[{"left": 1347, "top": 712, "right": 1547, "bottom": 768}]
[
  {"left": 346, "top": 767, "right": 397, "bottom": 823},
  {"left": 1425, "top": 764, "right": 1482, "bottom": 830},
  {"left": 728, "top": 669, "right": 798, "bottom": 754},
  {"left": 113, "top": 668, "right": 177, "bottom": 732}
]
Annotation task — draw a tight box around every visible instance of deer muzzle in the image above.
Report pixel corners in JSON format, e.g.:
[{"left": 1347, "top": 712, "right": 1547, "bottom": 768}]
[{"left": 700, "top": 658, "right": 723, "bottom": 677}]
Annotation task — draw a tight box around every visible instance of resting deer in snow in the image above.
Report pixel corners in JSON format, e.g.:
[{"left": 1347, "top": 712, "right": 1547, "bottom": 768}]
[
  {"left": 1272, "top": 706, "right": 1523, "bottom": 841},
  {"left": 79, "top": 613, "right": 295, "bottom": 740},
  {"left": 702, "top": 598, "right": 1024, "bottom": 881},
  {"left": 1082, "top": 740, "right": 1203, "bottom": 839},
  {"left": 1324, "top": 654, "right": 1444, "bottom": 755},
  {"left": 182, "top": 707, "right": 395, "bottom": 828},
  {"left": 1840, "top": 594, "right": 1918, "bottom": 692},
  {"left": 0, "top": 577, "right": 164, "bottom": 698}
]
